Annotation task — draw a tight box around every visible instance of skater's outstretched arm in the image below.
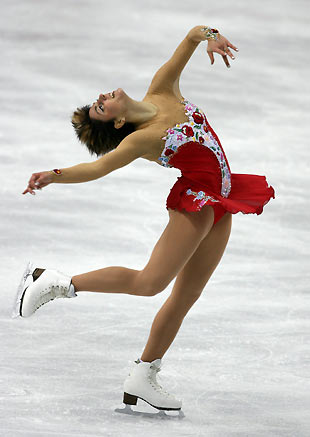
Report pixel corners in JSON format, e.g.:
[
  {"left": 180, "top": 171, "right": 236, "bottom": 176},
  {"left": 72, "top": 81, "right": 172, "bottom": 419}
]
[
  {"left": 22, "top": 132, "right": 148, "bottom": 195},
  {"left": 147, "top": 25, "right": 238, "bottom": 97}
]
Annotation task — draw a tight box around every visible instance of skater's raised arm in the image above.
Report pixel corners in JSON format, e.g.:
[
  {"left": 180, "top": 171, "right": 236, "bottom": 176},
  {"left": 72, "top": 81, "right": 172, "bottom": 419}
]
[
  {"left": 22, "top": 132, "right": 148, "bottom": 195},
  {"left": 147, "top": 25, "right": 238, "bottom": 97}
]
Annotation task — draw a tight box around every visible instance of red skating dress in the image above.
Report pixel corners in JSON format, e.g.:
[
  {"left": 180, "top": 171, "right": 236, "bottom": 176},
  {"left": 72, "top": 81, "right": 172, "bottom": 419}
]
[{"left": 159, "top": 99, "right": 275, "bottom": 225}]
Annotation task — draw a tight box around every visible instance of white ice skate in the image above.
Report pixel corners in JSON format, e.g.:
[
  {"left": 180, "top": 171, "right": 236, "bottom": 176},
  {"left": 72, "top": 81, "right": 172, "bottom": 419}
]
[
  {"left": 115, "top": 358, "right": 184, "bottom": 419},
  {"left": 12, "top": 261, "right": 77, "bottom": 318}
]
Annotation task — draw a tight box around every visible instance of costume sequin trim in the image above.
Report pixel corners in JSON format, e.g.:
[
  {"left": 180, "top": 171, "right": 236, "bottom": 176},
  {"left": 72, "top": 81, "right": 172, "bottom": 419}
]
[
  {"left": 201, "top": 27, "right": 219, "bottom": 41},
  {"left": 159, "top": 99, "right": 231, "bottom": 198},
  {"left": 186, "top": 189, "right": 219, "bottom": 209}
]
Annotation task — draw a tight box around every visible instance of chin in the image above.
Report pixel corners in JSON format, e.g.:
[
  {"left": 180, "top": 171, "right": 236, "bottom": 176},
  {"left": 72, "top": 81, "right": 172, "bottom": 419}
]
[{"left": 116, "top": 88, "right": 126, "bottom": 97}]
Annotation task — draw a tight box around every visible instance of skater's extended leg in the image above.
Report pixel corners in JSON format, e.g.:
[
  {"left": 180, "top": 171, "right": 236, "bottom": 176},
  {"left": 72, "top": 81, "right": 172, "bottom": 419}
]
[
  {"left": 140, "top": 212, "right": 232, "bottom": 362},
  {"left": 16, "top": 207, "right": 215, "bottom": 318},
  {"left": 71, "top": 206, "right": 215, "bottom": 296},
  {"left": 72, "top": 266, "right": 140, "bottom": 295}
]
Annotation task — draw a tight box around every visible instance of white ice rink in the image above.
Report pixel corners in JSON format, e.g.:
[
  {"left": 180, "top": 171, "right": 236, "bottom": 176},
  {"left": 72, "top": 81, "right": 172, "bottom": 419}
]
[{"left": 1, "top": 0, "right": 309, "bottom": 435}]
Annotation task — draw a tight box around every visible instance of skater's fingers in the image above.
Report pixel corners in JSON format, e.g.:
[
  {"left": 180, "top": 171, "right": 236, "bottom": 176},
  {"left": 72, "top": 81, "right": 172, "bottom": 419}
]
[
  {"left": 214, "top": 47, "right": 227, "bottom": 57},
  {"left": 22, "top": 184, "right": 36, "bottom": 195},
  {"left": 28, "top": 173, "right": 41, "bottom": 189},
  {"left": 33, "top": 179, "right": 43, "bottom": 190},
  {"left": 23, "top": 172, "right": 48, "bottom": 194},
  {"left": 22, "top": 187, "right": 35, "bottom": 195},
  {"left": 221, "top": 52, "right": 231, "bottom": 68},
  {"left": 224, "top": 47, "right": 235, "bottom": 60},
  {"left": 35, "top": 178, "right": 49, "bottom": 190},
  {"left": 207, "top": 49, "right": 215, "bottom": 65},
  {"left": 227, "top": 41, "right": 239, "bottom": 52},
  {"left": 28, "top": 176, "right": 36, "bottom": 189}
]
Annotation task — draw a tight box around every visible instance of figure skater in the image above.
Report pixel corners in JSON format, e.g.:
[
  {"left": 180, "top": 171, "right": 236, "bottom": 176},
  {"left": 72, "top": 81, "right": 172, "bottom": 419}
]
[{"left": 16, "top": 25, "right": 275, "bottom": 413}]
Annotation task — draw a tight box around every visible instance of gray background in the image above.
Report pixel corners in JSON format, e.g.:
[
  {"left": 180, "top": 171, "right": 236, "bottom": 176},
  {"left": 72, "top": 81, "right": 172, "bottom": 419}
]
[{"left": 1, "top": 0, "right": 309, "bottom": 435}]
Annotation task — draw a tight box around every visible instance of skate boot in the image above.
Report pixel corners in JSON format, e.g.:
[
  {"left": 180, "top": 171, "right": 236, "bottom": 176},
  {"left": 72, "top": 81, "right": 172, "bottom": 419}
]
[
  {"left": 13, "top": 261, "right": 77, "bottom": 318},
  {"left": 122, "top": 358, "right": 182, "bottom": 411}
]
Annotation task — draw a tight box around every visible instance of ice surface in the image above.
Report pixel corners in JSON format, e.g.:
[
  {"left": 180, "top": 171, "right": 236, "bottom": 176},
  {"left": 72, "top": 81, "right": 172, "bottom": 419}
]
[{"left": 1, "top": 0, "right": 309, "bottom": 435}]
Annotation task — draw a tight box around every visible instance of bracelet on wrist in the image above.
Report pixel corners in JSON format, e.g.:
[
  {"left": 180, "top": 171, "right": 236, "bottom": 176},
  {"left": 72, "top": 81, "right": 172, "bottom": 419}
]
[
  {"left": 201, "top": 26, "right": 219, "bottom": 41},
  {"left": 51, "top": 169, "right": 62, "bottom": 175}
]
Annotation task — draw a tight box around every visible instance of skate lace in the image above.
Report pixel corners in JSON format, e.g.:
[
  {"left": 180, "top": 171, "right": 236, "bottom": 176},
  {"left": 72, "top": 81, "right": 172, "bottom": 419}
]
[
  {"left": 35, "top": 285, "right": 66, "bottom": 311},
  {"left": 148, "top": 366, "right": 174, "bottom": 398}
]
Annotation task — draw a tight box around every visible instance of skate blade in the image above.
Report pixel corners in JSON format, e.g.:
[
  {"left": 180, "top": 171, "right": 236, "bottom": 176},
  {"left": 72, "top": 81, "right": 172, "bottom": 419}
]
[
  {"left": 114, "top": 404, "right": 185, "bottom": 420},
  {"left": 11, "top": 261, "right": 35, "bottom": 319}
]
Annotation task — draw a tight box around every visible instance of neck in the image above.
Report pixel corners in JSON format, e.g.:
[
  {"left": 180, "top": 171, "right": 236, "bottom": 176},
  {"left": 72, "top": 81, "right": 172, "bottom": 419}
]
[{"left": 123, "top": 98, "right": 158, "bottom": 126}]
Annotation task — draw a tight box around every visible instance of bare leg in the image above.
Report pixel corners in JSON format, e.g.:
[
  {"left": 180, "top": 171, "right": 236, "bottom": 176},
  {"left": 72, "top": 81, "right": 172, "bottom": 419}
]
[
  {"left": 71, "top": 206, "right": 215, "bottom": 296},
  {"left": 140, "top": 212, "right": 232, "bottom": 362},
  {"left": 72, "top": 266, "right": 140, "bottom": 295}
]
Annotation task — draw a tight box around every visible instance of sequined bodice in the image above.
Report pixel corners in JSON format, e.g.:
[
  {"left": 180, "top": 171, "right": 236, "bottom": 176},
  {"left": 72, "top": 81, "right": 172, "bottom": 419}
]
[{"left": 158, "top": 99, "right": 231, "bottom": 198}]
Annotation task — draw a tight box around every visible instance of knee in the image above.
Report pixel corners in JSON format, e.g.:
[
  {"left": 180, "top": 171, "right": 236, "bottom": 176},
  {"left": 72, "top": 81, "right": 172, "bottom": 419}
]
[
  {"left": 185, "top": 289, "right": 203, "bottom": 303},
  {"left": 145, "top": 287, "right": 164, "bottom": 297},
  {"left": 134, "top": 271, "right": 167, "bottom": 297},
  {"left": 191, "top": 290, "right": 203, "bottom": 302},
  {"left": 141, "top": 280, "right": 166, "bottom": 297},
  {"left": 174, "top": 288, "right": 204, "bottom": 305}
]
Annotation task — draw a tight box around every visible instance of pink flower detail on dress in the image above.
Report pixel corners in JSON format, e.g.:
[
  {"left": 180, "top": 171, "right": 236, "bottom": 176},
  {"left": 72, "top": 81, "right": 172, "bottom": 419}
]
[
  {"left": 223, "top": 178, "right": 230, "bottom": 189},
  {"left": 167, "top": 128, "right": 175, "bottom": 135},
  {"left": 185, "top": 104, "right": 194, "bottom": 112},
  {"left": 177, "top": 134, "right": 183, "bottom": 141}
]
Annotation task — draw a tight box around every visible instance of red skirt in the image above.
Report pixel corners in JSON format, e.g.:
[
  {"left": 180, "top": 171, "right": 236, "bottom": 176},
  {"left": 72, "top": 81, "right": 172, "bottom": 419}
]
[{"left": 166, "top": 173, "right": 275, "bottom": 225}]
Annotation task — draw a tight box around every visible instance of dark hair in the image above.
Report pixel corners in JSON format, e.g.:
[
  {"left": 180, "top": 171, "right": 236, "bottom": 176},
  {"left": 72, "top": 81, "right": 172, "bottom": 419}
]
[{"left": 71, "top": 105, "right": 135, "bottom": 157}]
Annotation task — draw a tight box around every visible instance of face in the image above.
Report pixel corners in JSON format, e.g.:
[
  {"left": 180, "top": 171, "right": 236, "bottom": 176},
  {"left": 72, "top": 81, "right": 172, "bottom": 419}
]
[{"left": 89, "top": 88, "right": 127, "bottom": 123}]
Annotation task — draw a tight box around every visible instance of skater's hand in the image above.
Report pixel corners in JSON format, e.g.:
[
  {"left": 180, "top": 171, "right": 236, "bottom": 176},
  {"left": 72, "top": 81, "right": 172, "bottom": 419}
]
[
  {"left": 207, "top": 33, "right": 238, "bottom": 68},
  {"left": 22, "top": 171, "right": 53, "bottom": 195}
]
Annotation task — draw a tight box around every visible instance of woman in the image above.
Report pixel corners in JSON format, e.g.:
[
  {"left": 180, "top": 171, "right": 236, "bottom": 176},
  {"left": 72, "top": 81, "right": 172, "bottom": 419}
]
[{"left": 16, "top": 25, "right": 275, "bottom": 413}]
